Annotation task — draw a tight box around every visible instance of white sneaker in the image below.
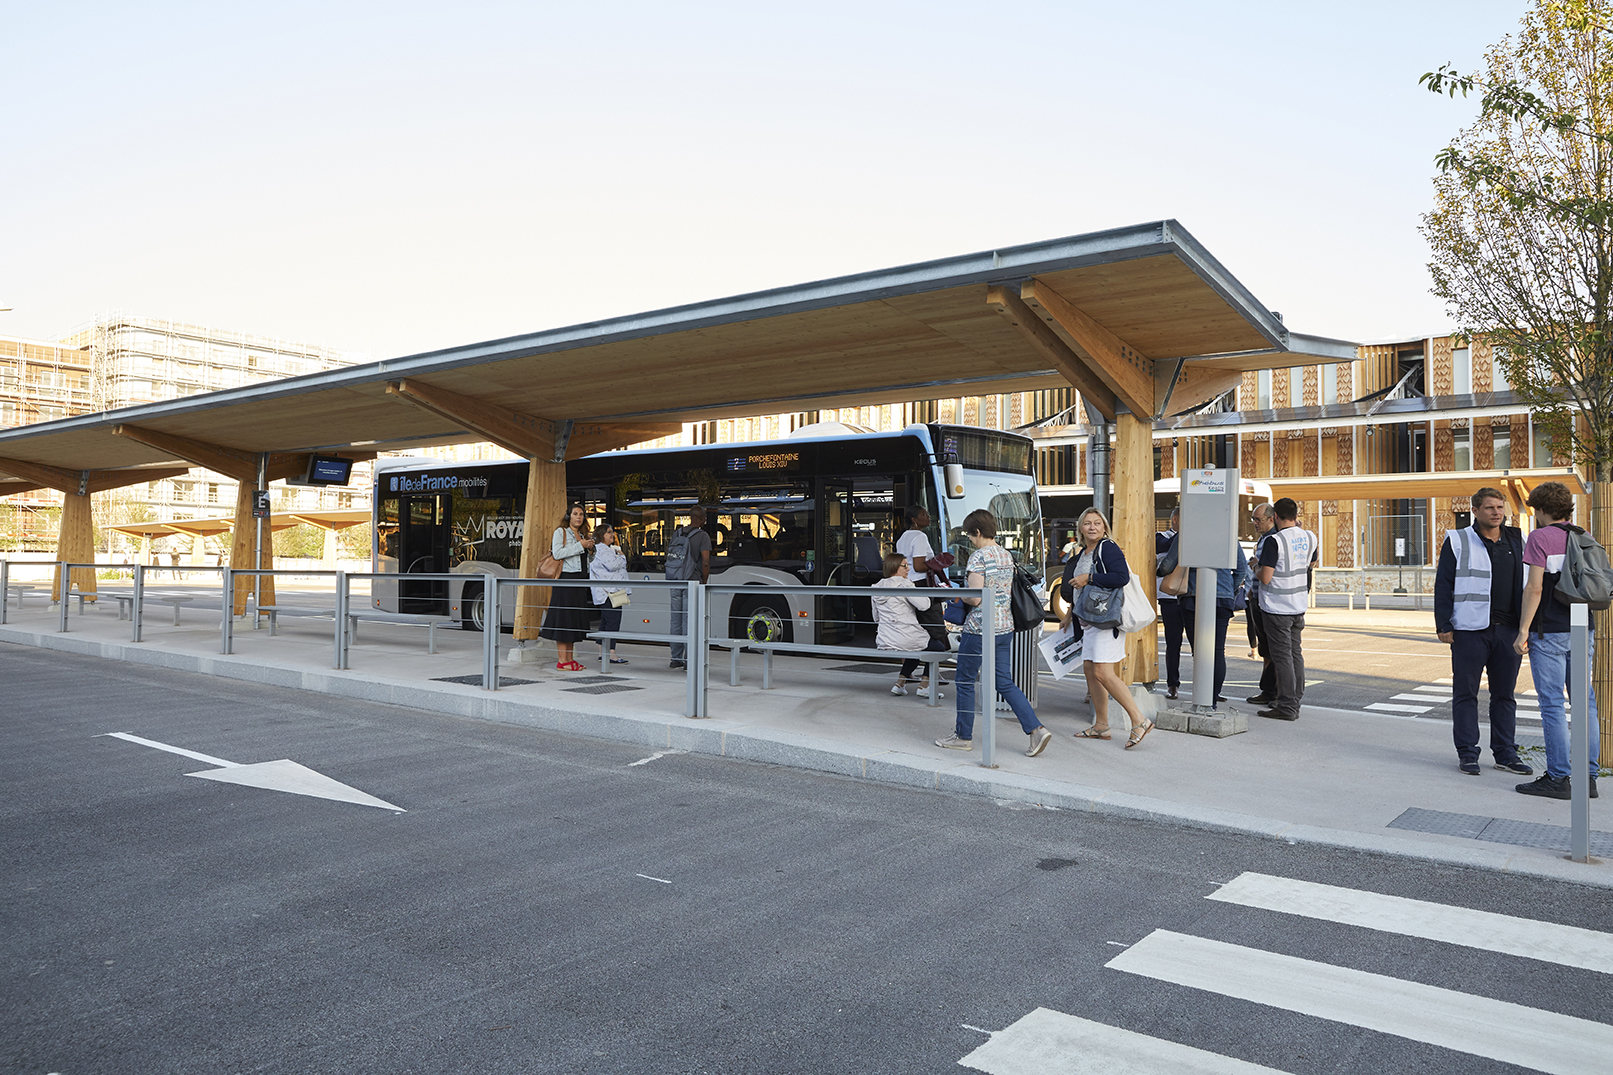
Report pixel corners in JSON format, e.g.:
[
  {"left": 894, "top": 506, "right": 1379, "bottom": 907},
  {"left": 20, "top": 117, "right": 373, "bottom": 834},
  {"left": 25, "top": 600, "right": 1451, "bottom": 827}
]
[
  {"left": 917, "top": 683, "right": 944, "bottom": 700},
  {"left": 935, "top": 733, "right": 973, "bottom": 750},
  {"left": 891, "top": 683, "right": 908, "bottom": 696},
  {"left": 1026, "top": 726, "right": 1052, "bottom": 757}
]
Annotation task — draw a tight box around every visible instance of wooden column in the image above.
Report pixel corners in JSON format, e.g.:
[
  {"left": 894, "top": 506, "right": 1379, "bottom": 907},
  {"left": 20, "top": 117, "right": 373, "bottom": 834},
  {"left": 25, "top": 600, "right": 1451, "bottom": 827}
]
[
  {"left": 229, "top": 482, "right": 276, "bottom": 615},
  {"left": 513, "top": 458, "right": 567, "bottom": 641},
  {"left": 54, "top": 491, "right": 96, "bottom": 602},
  {"left": 1114, "top": 412, "right": 1157, "bottom": 685}
]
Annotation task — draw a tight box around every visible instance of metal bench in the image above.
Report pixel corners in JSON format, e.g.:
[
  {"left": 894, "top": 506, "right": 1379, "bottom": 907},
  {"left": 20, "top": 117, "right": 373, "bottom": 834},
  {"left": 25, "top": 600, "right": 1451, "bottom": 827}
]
[
  {"left": 714, "top": 639, "right": 951, "bottom": 706},
  {"left": 346, "top": 612, "right": 455, "bottom": 654},
  {"left": 586, "top": 629, "right": 690, "bottom": 672},
  {"left": 108, "top": 592, "right": 193, "bottom": 624},
  {"left": 255, "top": 604, "right": 336, "bottom": 635},
  {"left": 5, "top": 583, "right": 37, "bottom": 608}
]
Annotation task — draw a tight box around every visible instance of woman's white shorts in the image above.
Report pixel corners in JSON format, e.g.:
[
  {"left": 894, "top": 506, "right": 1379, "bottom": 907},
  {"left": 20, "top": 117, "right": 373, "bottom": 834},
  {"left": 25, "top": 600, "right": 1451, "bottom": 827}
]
[{"left": 1081, "top": 622, "right": 1127, "bottom": 664}]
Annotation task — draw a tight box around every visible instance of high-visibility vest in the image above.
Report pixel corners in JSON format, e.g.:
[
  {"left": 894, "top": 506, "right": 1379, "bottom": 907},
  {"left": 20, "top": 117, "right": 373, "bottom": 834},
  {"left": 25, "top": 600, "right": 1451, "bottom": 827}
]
[
  {"left": 1258, "top": 526, "right": 1316, "bottom": 616},
  {"left": 1448, "top": 526, "right": 1493, "bottom": 631}
]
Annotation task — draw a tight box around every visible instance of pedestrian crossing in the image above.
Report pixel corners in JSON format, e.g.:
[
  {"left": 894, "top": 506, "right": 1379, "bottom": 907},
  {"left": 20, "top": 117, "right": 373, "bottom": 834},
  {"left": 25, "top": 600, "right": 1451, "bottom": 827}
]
[
  {"left": 959, "top": 871, "right": 1612, "bottom": 1075},
  {"left": 1365, "top": 676, "right": 1558, "bottom": 722}
]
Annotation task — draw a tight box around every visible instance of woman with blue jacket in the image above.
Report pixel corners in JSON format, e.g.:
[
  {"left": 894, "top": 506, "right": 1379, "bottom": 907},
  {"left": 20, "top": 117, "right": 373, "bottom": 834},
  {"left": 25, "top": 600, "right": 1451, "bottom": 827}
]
[
  {"left": 1060, "top": 507, "right": 1152, "bottom": 748},
  {"left": 1180, "top": 551, "right": 1253, "bottom": 707}
]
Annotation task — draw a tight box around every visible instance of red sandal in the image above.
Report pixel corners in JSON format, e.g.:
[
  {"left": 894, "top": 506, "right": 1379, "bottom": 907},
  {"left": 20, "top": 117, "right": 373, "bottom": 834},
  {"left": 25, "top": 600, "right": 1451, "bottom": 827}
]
[{"left": 556, "top": 660, "right": 586, "bottom": 672}]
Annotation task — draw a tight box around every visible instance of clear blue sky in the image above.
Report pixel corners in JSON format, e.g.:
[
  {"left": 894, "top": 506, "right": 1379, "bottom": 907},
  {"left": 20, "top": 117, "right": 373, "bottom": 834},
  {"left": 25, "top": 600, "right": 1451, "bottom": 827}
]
[{"left": 0, "top": 1, "right": 1528, "bottom": 359}]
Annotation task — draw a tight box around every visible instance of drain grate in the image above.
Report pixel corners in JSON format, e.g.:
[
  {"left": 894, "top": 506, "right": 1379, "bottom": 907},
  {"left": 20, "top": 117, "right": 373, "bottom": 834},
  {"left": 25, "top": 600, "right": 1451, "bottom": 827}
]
[
  {"left": 562, "top": 683, "right": 645, "bottom": 695},
  {"left": 561, "top": 674, "right": 632, "bottom": 685},
  {"left": 433, "top": 674, "right": 536, "bottom": 687},
  {"left": 1388, "top": 806, "right": 1613, "bottom": 856}
]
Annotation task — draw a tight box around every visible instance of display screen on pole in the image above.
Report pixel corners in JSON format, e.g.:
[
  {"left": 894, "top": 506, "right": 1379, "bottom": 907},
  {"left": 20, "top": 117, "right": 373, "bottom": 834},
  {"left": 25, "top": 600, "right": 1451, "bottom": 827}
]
[{"left": 305, "top": 455, "right": 354, "bottom": 486}]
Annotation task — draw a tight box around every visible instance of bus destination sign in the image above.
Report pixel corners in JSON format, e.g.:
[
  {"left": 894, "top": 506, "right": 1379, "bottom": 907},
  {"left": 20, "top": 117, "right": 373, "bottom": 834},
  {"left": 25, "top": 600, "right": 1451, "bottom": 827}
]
[{"left": 725, "top": 451, "right": 801, "bottom": 473}]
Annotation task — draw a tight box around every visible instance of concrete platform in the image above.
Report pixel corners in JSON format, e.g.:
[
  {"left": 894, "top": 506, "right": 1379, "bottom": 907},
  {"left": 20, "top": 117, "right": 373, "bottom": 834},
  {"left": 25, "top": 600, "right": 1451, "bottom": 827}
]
[{"left": 3, "top": 590, "right": 1609, "bottom": 888}]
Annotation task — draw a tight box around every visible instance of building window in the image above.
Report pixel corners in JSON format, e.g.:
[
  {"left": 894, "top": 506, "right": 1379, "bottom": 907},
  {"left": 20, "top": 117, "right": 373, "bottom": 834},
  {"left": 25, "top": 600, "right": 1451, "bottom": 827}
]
[
  {"left": 1453, "top": 426, "right": 1471, "bottom": 471},
  {"left": 1452, "top": 347, "right": 1472, "bottom": 395},
  {"left": 1257, "top": 369, "right": 1272, "bottom": 410},
  {"left": 1494, "top": 430, "right": 1511, "bottom": 469},
  {"left": 1321, "top": 363, "right": 1338, "bottom": 405},
  {"left": 1533, "top": 423, "right": 1556, "bottom": 467},
  {"left": 1493, "top": 349, "right": 1511, "bottom": 390}
]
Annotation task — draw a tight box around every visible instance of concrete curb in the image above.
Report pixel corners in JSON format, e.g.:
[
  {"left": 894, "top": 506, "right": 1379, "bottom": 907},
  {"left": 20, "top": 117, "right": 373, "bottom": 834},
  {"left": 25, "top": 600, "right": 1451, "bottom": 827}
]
[{"left": 6, "top": 622, "right": 1609, "bottom": 889}]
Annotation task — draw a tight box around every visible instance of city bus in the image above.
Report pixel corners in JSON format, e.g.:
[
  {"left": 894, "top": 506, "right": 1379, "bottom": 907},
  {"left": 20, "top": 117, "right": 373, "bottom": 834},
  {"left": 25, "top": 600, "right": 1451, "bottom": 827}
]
[{"left": 371, "top": 423, "right": 1045, "bottom": 646}]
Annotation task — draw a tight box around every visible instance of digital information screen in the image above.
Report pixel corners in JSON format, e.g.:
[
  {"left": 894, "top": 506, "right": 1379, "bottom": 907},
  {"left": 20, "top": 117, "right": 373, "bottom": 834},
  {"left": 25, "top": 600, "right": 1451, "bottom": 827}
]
[{"left": 307, "top": 455, "right": 354, "bottom": 486}]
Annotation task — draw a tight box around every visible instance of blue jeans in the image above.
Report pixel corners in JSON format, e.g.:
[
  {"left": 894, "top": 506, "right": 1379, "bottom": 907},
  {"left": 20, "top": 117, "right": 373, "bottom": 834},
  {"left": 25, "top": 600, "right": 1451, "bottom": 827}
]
[
  {"left": 1526, "top": 630, "right": 1601, "bottom": 780},
  {"left": 954, "top": 631, "right": 1041, "bottom": 740}
]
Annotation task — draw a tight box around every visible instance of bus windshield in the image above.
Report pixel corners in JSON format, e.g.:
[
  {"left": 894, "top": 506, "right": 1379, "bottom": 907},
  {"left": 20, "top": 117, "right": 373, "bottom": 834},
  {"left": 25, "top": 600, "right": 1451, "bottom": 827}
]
[{"left": 943, "top": 472, "right": 1044, "bottom": 579}]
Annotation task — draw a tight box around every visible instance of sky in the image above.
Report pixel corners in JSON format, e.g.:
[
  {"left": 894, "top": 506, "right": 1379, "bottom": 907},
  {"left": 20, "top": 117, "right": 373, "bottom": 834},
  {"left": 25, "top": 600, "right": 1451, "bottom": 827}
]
[{"left": 0, "top": 1, "right": 1531, "bottom": 360}]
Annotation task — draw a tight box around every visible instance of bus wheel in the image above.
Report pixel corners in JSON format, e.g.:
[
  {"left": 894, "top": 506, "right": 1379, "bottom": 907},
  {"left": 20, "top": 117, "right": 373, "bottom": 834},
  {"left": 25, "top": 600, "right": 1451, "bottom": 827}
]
[
  {"left": 733, "top": 597, "right": 792, "bottom": 644},
  {"left": 1047, "top": 582, "right": 1069, "bottom": 624},
  {"left": 462, "top": 583, "right": 485, "bottom": 632}
]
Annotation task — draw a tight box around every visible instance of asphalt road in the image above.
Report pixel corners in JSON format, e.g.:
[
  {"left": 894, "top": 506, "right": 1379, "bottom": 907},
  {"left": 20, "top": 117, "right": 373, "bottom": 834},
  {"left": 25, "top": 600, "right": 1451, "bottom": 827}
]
[{"left": 4, "top": 643, "right": 1609, "bottom": 1075}]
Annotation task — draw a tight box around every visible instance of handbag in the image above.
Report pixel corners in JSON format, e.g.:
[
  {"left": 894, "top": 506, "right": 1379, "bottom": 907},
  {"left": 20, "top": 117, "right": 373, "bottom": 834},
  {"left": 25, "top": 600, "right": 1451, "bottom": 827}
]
[
  {"left": 943, "top": 598, "right": 969, "bottom": 625},
  {"left": 1073, "top": 581, "right": 1123, "bottom": 630},
  {"left": 1010, "top": 568, "right": 1043, "bottom": 632},
  {"left": 608, "top": 589, "right": 630, "bottom": 608},
  {"left": 535, "top": 553, "right": 562, "bottom": 580},
  {"left": 1160, "top": 562, "right": 1190, "bottom": 597}
]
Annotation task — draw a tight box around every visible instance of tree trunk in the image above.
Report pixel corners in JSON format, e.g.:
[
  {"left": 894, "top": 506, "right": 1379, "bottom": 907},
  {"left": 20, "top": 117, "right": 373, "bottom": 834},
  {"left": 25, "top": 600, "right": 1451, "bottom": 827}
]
[{"left": 1593, "top": 474, "right": 1613, "bottom": 768}]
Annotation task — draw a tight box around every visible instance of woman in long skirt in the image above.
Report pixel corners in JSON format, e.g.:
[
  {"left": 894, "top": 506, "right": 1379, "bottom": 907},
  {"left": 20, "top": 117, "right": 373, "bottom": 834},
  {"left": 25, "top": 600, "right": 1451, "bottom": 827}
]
[{"left": 542, "top": 503, "right": 595, "bottom": 670}]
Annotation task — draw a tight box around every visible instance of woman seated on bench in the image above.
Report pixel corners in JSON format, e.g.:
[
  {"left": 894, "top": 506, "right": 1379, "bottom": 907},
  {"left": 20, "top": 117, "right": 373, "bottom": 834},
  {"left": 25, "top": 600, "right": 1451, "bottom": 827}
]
[{"left": 871, "top": 551, "right": 946, "bottom": 699}]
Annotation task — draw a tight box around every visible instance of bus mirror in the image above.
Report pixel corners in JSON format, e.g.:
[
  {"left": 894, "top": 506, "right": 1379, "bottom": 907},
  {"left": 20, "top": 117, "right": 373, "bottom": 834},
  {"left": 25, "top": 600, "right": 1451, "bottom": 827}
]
[{"left": 943, "top": 463, "right": 966, "bottom": 499}]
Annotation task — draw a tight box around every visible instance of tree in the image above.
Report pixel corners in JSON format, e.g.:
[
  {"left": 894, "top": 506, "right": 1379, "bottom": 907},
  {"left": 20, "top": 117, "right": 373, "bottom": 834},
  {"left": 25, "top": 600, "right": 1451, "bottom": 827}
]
[
  {"left": 1423, "top": 0, "right": 1613, "bottom": 767},
  {"left": 1422, "top": 0, "right": 1613, "bottom": 481}
]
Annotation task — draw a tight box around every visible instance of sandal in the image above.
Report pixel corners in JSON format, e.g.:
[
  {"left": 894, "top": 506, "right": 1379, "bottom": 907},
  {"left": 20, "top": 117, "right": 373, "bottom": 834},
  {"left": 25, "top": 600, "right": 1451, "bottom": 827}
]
[
  {"left": 556, "top": 661, "right": 586, "bottom": 672},
  {"left": 1074, "top": 726, "right": 1111, "bottom": 740},
  {"left": 1125, "top": 720, "right": 1155, "bottom": 749}
]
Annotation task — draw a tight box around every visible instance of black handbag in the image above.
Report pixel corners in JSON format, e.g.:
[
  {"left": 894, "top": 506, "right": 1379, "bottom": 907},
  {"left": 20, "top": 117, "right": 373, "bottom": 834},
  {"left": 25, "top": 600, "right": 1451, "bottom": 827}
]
[{"left": 1010, "top": 568, "right": 1043, "bottom": 632}]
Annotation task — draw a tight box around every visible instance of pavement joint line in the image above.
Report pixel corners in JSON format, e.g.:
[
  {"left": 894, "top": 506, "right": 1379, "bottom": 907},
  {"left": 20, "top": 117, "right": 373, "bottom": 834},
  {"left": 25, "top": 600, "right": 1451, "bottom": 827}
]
[{"left": 5, "top": 621, "right": 1610, "bottom": 889}]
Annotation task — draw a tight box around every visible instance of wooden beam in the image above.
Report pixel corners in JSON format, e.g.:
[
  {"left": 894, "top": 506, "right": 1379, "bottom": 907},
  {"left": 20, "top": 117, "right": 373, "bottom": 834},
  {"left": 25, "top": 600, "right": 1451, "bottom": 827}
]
[
  {"left": 0, "top": 456, "right": 83, "bottom": 493},
  {"left": 1114, "top": 413, "right": 1157, "bottom": 687},
  {"left": 0, "top": 458, "right": 199, "bottom": 496},
  {"left": 84, "top": 467, "right": 194, "bottom": 495},
  {"left": 1021, "top": 279, "right": 1155, "bottom": 418},
  {"left": 565, "top": 423, "right": 685, "bottom": 459},
  {"left": 386, "top": 380, "right": 558, "bottom": 459},
  {"left": 985, "top": 286, "right": 1117, "bottom": 420},
  {"left": 112, "top": 425, "right": 293, "bottom": 483},
  {"left": 1157, "top": 365, "right": 1243, "bottom": 416}
]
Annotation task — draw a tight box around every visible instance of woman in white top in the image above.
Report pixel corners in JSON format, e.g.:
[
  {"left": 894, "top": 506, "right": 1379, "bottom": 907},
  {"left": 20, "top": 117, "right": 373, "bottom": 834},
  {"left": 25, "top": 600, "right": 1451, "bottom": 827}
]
[
  {"left": 588, "top": 523, "right": 631, "bottom": 665},
  {"left": 871, "top": 551, "right": 946, "bottom": 698},
  {"left": 541, "top": 503, "right": 595, "bottom": 670}
]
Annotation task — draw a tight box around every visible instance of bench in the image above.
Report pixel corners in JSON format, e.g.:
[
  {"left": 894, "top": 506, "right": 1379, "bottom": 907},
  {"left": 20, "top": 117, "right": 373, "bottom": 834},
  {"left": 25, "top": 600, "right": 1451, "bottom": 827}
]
[
  {"left": 713, "top": 639, "right": 951, "bottom": 706},
  {"left": 255, "top": 604, "right": 336, "bottom": 635},
  {"left": 5, "top": 583, "right": 37, "bottom": 608},
  {"left": 346, "top": 612, "right": 456, "bottom": 654},
  {"left": 586, "top": 630, "right": 690, "bottom": 672},
  {"left": 140, "top": 594, "right": 196, "bottom": 625}
]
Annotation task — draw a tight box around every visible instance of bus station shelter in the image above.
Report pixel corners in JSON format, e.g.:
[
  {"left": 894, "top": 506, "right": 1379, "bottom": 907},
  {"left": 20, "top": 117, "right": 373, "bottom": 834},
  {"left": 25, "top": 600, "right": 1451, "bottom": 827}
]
[{"left": 0, "top": 220, "right": 1354, "bottom": 684}]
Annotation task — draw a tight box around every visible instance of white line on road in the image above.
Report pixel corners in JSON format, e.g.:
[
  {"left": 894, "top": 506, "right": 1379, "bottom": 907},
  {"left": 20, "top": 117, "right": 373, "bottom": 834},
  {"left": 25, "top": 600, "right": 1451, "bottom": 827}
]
[
  {"left": 100, "top": 732, "right": 239, "bottom": 768},
  {"left": 959, "top": 1008, "right": 1291, "bottom": 1075},
  {"left": 628, "top": 750, "right": 685, "bottom": 767},
  {"left": 1364, "top": 702, "right": 1432, "bottom": 713},
  {"left": 1390, "top": 693, "right": 1443, "bottom": 703},
  {"left": 635, "top": 873, "right": 672, "bottom": 884},
  {"left": 1207, "top": 872, "right": 1613, "bottom": 975},
  {"left": 1414, "top": 685, "right": 1453, "bottom": 694},
  {"left": 1107, "top": 930, "right": 1613, "bottom": 1075}
]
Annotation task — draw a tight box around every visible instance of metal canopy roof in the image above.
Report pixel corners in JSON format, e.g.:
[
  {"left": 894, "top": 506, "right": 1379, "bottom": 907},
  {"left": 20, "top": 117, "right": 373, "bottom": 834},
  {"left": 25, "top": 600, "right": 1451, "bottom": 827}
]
[{"left": 0, "top": 220, "right": 1354, "bottom": 477}]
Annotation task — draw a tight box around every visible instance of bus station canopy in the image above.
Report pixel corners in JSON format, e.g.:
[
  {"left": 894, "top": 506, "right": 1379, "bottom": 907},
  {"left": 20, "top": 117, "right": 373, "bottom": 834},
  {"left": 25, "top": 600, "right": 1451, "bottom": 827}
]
[{"left": 0, "top": 220, "right": 1354, "bottom": 479}]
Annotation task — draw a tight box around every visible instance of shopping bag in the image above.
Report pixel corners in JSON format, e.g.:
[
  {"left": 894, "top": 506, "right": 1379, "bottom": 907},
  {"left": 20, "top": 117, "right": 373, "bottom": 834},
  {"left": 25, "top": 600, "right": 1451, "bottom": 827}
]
[{"left": 1036, "top": 621, "right": 1084, "bottom": 680}]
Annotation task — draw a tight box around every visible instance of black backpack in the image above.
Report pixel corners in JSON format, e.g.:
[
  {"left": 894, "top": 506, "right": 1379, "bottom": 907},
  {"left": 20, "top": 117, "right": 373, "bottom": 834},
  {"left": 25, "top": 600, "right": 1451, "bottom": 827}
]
[
  {"left": 664, "top": 526, "right": 697, "bottom": 580},
  {"left": 1552, "top": 523, "right": 1613, "bottom": 610}
]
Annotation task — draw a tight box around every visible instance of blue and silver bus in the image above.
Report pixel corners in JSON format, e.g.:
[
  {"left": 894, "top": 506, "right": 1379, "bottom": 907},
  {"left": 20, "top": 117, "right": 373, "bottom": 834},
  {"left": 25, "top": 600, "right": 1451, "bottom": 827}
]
[{"left": 372, "top": 423, "right": 1044, "bottom": 644}]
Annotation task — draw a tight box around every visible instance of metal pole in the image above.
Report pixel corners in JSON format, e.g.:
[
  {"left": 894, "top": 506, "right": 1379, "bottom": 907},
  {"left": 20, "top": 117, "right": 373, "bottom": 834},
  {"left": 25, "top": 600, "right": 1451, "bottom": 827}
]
[
  {"left": 482, "top": 573, "right": 498, "bottom": 689},
  {"left": 0, "top": 559, "right": 7, "bottom": 626},
  {"left": 254, "top": 454, "right": 266, "bottom": 625},
  {"left": 1086, "top": 401, "right": 1111, "bottom": 521},
  {"left": 57, "top": 563, "right": 68, "bottom": 633},
  {"left": 685, "top": 579, "right": 698, "bottom": 718},
  {"left": 981, "top": 594, "right": 996, "bottom": 768},
  {"left": 132, "top": 565, "right": 145, "bottom": 642},
  {"left": 221, "top": 568, "right": 233, "bottom": 654},
  {"left": 1191, "top": 568, "right": 1216, "bottom": 710},
  {"left": 333, "top": 570, "right": 348, "bottom": 669},
  {"left": 1571, "top": 603, "right": 1591, "bottom": 863}
]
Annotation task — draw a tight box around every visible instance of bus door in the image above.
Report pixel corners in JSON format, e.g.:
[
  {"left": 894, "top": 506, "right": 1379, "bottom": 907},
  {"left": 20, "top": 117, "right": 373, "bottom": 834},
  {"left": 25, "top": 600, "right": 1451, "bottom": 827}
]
[
  {"left": 399, "top": 494, "right": 451, "bottom": 613},
  {"left": 815, "top": 481, "right": 855, "bottom": 644}
]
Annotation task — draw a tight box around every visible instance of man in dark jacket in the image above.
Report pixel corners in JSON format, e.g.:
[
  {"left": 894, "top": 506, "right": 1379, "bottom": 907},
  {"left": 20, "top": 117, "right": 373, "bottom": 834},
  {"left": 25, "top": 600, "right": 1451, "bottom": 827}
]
[{"left": 1434, "top": 486, "right": 1532, "bottom": 778}]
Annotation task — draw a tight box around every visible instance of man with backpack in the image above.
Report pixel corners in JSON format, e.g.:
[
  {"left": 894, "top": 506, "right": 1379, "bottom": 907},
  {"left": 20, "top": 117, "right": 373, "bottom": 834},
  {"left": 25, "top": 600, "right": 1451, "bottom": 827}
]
[
  {"left": 1513, "top": 481, "right": 1601, "bottom": 800},
  {"left": 665, "top": 506, "right": 712, "bottom": 670},
  {"left": 1434, "top": 486, "right": 1532, "bottom": 778}
]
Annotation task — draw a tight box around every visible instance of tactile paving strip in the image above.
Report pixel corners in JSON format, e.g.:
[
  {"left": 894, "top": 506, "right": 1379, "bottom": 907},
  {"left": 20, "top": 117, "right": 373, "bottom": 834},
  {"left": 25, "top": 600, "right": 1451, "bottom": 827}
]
[{"left": 1388, "top": 806, "right": 1613, "bottom": 856}]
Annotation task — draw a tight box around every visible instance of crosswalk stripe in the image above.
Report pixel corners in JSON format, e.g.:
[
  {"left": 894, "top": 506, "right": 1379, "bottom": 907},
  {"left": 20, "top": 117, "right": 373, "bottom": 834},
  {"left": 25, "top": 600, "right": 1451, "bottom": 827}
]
[
  {"left": 958, "top": 1008, "right": 1289, "bottom": 1075},
  {"left": 1107, "top": 930, "right": 1613, "bottom": 1075},
  {"left": 1391, "top": 693, "right": 1443, "bottom": 703},
  {"left": 1414, "top": 685, "right": 1453, "bottom": 694},
  {"left": 1365, "top": 702, "right": 1432, "bottom": 713},
  {"left": 1206, "top": 872, "right": 1613, "bottom": 975}
]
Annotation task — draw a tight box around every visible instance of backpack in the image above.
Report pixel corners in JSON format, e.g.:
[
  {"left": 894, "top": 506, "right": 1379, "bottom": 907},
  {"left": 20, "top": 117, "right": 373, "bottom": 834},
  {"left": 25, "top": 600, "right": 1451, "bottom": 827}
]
[
  {"left": 664, "top": 526, "right": 697, "bottom": 580},
  {"left": 1552, "top": 523, "right": 1613, "bottom": 610}
]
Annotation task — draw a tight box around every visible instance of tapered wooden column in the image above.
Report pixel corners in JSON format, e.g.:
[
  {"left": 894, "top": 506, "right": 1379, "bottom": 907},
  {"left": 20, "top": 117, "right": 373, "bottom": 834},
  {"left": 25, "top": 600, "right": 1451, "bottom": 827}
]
[
  {"left": 513, "top": 458, "right": 567, "bottom": 640},
  {"left": 1114, "top": 412, "right": 1158, "bottom": 685},
  {"left": 54, "top": 491, "right": 97, "bottom": 602},
  {"left": 229, "top": 483, "right": 275, "bottom": 615}
]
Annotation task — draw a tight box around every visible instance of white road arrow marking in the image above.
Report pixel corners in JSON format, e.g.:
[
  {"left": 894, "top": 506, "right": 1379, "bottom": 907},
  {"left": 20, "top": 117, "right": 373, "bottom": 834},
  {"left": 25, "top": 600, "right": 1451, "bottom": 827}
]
[{"left": 100, "top": 732, "right": 404, "bottom": 812}]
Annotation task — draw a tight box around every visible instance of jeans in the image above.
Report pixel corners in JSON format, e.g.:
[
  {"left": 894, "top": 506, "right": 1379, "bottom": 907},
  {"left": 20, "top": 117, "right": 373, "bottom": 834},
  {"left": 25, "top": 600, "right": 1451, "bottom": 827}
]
[
  {"left": 1526, "top": 630, "right": 1602, "bottom": 780},
  {"left": 669, "top": 586, "right": 688, "bottom": 662},
  {"left": 954, "top": 632, "right": 1041, "bottom": 740},
  {"left": 1182, "top": 602, "right": 1234, "bottom": 702},
  {"left": 1160, "top": 599, "right": 1185, "bottom": 691},
  {"left": 1449, "top": 625, "right": 1522, "bottom": 764},
  {"left": 1263, "top": 610, "right": 1305, "bottom": 717}
]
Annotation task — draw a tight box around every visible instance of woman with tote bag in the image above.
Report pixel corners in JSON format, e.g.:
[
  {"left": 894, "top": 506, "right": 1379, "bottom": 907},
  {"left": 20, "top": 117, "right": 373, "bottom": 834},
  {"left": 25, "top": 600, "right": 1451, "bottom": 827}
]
[{"left": 589, "top": 523, "right": 631, "bottom": 665}]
